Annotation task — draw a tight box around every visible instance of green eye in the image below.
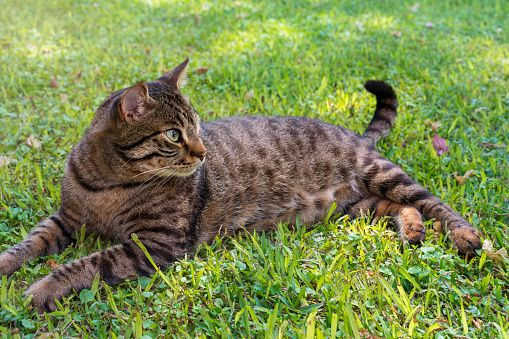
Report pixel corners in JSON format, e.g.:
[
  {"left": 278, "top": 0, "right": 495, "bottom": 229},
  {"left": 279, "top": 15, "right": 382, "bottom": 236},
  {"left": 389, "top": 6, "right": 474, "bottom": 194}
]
[{"left": 165, "top": 129, "right": 180, "bottom": 142}]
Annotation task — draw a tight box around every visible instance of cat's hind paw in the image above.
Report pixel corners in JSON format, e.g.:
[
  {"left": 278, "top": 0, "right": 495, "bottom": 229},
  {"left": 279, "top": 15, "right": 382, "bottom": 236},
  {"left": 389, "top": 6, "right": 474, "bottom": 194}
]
[{"left": 451, "top": 226, "right": 482, "bottom": 259}]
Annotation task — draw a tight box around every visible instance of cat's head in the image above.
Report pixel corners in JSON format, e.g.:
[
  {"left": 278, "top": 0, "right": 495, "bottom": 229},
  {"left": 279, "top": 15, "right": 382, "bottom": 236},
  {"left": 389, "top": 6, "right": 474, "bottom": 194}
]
[{"left": 88, "top": 58, "right": 206, "bottom": 182}]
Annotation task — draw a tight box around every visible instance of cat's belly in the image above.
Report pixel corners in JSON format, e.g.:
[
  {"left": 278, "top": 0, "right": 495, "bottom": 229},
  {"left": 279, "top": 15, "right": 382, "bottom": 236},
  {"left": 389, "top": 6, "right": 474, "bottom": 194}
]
[{"left": 198, "top": 182, "right": 361, "bottom": 245}]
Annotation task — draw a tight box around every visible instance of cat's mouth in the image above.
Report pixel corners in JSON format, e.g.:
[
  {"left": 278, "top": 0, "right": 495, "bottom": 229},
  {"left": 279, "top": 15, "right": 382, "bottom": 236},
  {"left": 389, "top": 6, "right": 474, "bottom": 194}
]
[{"left": 162, "top": 162, "right": 204, "bottom": 178}]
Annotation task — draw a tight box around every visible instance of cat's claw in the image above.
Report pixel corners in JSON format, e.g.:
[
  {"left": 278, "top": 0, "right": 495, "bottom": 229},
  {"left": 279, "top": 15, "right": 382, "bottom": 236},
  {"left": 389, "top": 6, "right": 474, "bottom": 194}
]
[{"left": 451, "top": 226, "right": 482, "bottom": 259}]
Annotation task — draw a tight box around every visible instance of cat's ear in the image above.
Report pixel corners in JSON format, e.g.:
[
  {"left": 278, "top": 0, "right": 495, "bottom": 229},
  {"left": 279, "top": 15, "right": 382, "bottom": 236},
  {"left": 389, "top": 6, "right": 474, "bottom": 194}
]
[
  {"left": 158, "top": 58, "right": 189, "bottom": 91},
  {"left": 118, "top": 83, "right": 154, "bottom": 124}
]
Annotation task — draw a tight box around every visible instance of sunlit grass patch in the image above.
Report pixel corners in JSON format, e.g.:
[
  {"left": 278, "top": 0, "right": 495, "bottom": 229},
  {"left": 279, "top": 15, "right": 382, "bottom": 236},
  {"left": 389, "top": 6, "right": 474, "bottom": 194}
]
[{"left": 0, "top": 0, "right": 508, "bottom": 337}]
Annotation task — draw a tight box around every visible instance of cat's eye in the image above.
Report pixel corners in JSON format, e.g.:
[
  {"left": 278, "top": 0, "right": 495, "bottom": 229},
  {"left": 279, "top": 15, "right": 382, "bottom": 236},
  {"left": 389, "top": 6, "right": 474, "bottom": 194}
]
[{"left": 165, "top": 129, "right": 180, "bottom": 142}]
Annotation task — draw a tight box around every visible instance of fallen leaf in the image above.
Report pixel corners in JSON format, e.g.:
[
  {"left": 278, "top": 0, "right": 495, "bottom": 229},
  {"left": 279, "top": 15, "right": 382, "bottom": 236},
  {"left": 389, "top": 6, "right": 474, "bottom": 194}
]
[
  {"left": 431, "top": 121, "right": 442, "bottom": 132},
  {"left": 50, "top": 78, "right": 59, "bottom": 88},
  {"left": 358, "top": 329, "right": 383, "bottom": 339},
  {"left": 196, "top": 67, "right": 211, "bottom": 75},
  {"left": 433, "top": 221, "right": 443, "bottom": 234},
  {"left": 60, "top": 93, "right": 68, "bottom": 103},
  {"left": 481, "top": 143, "right": 506, "bottom": 149},
  {"left": 243, "top": 89, "right": 254, "bottom": 102},
  {"left": 391, "top": 31, "right": 402, "bottom": 38},
  {"left": 26, "top": 135, "right": 42, "bottom": 149},
  {"left": 455, "top": 169, "right": 476, "bottom": 185},
  {"left": 161, "top": 68, "right": 169, "bottom": 74},
  {"left": 74, "top": 70, "right": 83, "bottom": 79},
  {"left": 0, "top": 155, "right": 13, "bottom": 167},
  {"left": 455, "top": 58, "right": 462, "bottom": 63},
  {"left": 425, "top": 22, "right": 434, "bottom": 28},
  {"left": 473, "top": 318, "right": 482, "bottom": 330},
  {"left": 482, "top": 239, "right": 509, "bottom": 266},
  {"left": 46, "top": 259, "right": 62, "bottom": 270},
  {"left": 432, "top": 134, "right": 449, "bottom": 156},
  {"left": 463, "top": 169, "right": 476, "bottom": 179}
]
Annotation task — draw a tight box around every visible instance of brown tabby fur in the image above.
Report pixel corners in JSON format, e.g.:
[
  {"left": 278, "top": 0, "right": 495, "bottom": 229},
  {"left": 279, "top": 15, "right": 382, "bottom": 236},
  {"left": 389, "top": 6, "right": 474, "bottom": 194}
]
[{"left": 0, "top": 59, "right": 481, "bottom": 313}]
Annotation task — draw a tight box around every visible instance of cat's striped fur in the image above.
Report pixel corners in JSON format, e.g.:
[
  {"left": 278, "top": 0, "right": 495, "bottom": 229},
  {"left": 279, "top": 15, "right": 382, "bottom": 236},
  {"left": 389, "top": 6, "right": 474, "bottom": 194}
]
[{"left": 0, "top": 59, "right": 481, "bottom": 313}]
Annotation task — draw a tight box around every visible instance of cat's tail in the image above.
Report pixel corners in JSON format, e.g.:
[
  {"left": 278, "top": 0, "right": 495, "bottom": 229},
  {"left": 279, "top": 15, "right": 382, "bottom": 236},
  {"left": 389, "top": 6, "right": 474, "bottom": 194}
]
[{"left": 362, "top": 80, "right": 398, "bottom": 145}]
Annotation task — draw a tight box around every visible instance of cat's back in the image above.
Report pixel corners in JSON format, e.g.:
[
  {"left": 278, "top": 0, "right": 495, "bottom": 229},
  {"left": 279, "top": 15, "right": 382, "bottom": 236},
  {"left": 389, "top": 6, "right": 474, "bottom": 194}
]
[{"left": 201, "top": 115, "right": 364, "bottom": 160}]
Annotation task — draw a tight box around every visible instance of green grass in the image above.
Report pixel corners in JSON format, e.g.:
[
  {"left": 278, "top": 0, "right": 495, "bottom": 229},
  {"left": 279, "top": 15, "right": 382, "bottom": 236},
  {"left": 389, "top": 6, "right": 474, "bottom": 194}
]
[{"left": 0, "top": 0, "right": 508, "bottom": 337}]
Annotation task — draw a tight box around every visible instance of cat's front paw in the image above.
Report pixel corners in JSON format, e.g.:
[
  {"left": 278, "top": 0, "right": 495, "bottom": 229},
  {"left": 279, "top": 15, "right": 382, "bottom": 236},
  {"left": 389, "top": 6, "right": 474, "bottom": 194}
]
[
  {"left": 25, "top": 276, "right": 69, "bottom": 314},
  {"left": 451, "top": 226, "right": 481, "bottom": 259}
]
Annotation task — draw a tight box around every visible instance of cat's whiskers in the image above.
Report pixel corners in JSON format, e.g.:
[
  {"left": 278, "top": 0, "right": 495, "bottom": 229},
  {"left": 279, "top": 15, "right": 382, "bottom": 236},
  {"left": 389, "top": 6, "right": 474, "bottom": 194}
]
[
  {"left": 119, "top": 157, "right": 135, "bottom": 170},
  {"left": 130, "top": 164, "right": 178, "bottom": 179},
  {"left": 150, "top": 168, "right": 181, "bottom": 195},
  {"left": 132, "top": 169, "right": 168, "bottom": 196}
]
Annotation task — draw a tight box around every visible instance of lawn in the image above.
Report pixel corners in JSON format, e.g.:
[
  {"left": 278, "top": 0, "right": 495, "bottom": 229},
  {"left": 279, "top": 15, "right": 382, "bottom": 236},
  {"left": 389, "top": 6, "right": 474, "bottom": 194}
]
[{"left": 0, "top": 0, "right": 508, "bottom": 337}]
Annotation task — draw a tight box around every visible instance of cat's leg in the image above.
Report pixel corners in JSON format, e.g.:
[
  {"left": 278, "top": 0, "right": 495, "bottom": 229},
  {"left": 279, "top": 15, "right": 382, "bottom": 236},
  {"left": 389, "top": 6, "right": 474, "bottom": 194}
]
[
  {"left": 25, "top": 233, "right": 184, "bottom": 313},
  {"left": 360, "top": 156, "right": 481, "bottom": 257},
  {"left": 0, "top": 210, "right": 78, "bottom": 277},
  {"left": 343, "top": 196, "right": 426, "bottom": 245}
]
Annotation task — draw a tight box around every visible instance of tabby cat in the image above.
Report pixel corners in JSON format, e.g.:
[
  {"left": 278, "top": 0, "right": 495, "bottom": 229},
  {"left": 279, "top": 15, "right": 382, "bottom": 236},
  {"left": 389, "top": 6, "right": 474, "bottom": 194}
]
[{"left": 0, "top": 59, "right": 481, "bottom": 313}]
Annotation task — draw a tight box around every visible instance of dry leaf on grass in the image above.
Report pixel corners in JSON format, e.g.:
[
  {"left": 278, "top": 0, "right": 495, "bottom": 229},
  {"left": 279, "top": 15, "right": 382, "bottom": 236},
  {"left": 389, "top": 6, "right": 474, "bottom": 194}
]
[
  {"left": 46, "top": 259, "right": 62, "bottom": 270},
  {"left": 358, "top": 329, "right": 383, "bottom": 339},
  {"left": 196, "top": 67, "right": 211, "bottom": 75},
  {"left": 424, "top": 119, "right": 442, "bottom": 132},
  {"left": 433, "top": 221, "right": 443, "bottom": 234},
  {"left": 50, "top": 78, "right": 59, "bottom": 88},
  {"left": 481, "top": 143, "right": 506, "bottom": 149},
  {"left": 432, "top": 134, "right": 448, "bottom": 156},
  {"left": 391, "top": 31, "right": 402, "bottom": 38},
  {"left": 243, "top": 89, "right": 254, "bottom": 102},
  {"left": 482, "top": 239, "right": 509, "bottom": 266},
  {"left": 26, "top": 135, "right": 42, "bottom": 148},
  {"left": 0, "top": 155, "right": 13, "bottom": 167},
  {"left": 454, "top": 169, "right": 476, "bottom": 185}
]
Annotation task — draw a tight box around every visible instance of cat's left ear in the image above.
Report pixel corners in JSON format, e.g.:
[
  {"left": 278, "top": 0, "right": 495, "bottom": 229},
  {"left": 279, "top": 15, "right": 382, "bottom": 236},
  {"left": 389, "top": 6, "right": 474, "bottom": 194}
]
[
  {"left": 118, "top": 83, "right": 155, "bottom": 124},
  {"left": 158, "top": 58, "right": 189, "bottom": 91}
]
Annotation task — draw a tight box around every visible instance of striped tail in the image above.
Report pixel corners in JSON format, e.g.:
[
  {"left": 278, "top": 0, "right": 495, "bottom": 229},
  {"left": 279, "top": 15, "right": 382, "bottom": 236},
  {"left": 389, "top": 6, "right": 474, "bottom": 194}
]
[{"left": 363, "top": 80, "right": 398, "bottom": 145}]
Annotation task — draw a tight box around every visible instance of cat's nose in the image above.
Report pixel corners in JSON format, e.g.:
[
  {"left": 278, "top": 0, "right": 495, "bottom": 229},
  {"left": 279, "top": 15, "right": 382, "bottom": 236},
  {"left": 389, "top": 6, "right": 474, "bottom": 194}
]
[
  {"left": 190, "top": 141, "right": 207, "bottom": 161},
  {"left": 192, "top": 150, "right": 207, "bottom": 161}
]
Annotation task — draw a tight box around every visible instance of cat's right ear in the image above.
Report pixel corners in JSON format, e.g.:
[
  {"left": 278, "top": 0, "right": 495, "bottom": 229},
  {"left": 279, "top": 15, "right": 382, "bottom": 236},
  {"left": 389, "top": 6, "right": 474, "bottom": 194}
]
[
  {"left": 118, "top": 83, "right": 154, "bottom": 124},
  {"left": 157, "top": 58, "right": 189, "bottom": 91}
]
